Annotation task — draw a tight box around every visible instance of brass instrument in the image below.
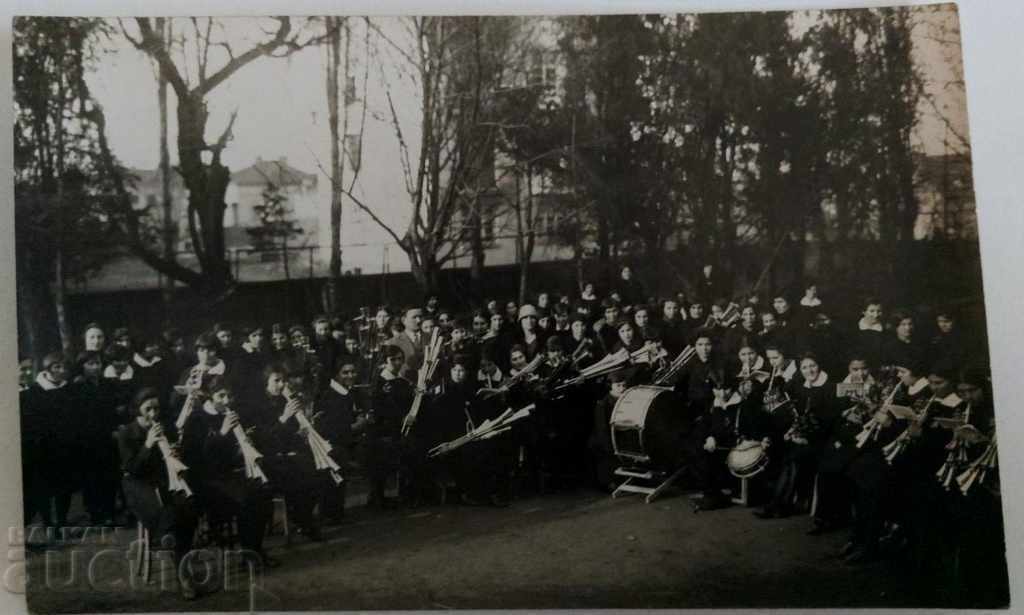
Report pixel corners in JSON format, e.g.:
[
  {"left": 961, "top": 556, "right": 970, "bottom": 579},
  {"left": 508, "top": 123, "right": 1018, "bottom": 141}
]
[
  {"left": 282, "top": 387, "right": 344, "bottom": 485},
  {"left": 154, "top": 432, "right": 192, "bottom": 496},
  {"left": 174, "top": 364, "right": 209, "bottom": 430},
  {"left": 215, "top": 403, "right": 269, "bottom": 484},
  {"left": 882, "top": 395, "right": 939, "bottom": 464},
  {"left": 570, "top": 337, "right": 594, "bottom": 368},
  {"left": 478, "top": 354, "right": 544, "bottom": 400},
  {"left": 652, "top": 345, "right": 696, "bottom": 386}
]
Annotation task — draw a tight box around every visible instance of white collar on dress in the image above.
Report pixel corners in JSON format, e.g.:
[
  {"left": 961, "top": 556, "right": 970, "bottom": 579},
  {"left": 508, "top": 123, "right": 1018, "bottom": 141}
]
[
  {"left": 103, "top": 364, "right": 135, "bottom": 381},
  {"left": 858, "top": 318, "right": 883, "bottom": 332},
  {"left": 804, "top": 370, "right": 829, "bottom": 388},
  {"left": 35, "top": 372, "right": 67, "bottom": 390},
  {"left": 478, "top": 368, "right": 503, "bottom": 385},
  {"left": 193, "top": 360, "right": 226, "bottom": 376},
  {"left": 201, "top": 399, "right": 221, "bottom": 416},
  {"left": 133, "top": 353, "right": 161, "bottom": 368},
  {"left": 329, "top": 379, "right": 350, "bottom": 396},
  {"left": 842, "top": 373, "right": 876, "bottom": 386},
  {"left": 800, "top": 297, "right": 822, "bottom": 307}
]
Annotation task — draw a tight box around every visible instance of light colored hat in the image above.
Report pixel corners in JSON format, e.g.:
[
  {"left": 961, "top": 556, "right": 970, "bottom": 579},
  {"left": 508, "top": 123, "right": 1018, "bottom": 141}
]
[{"left": 518, "top": 304, "right": 538, "bottom": 320}]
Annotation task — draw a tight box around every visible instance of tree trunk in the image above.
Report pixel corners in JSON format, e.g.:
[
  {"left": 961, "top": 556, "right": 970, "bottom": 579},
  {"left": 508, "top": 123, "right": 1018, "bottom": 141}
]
[
  {"left": 469, "top": 199, "right": 485, "bottom": 287},
  {"left": 53, "top": 249, "right": 73, "bottom": 354},
  {"left": 16, "top": 279, "right": 41, "bottom": 365},
  {"left": 177, "top": 93, "right": 233, "bottom": 296},
  {"left": 326, "top": 17, "right": 345, "bottom": 313},
  {"left": 158, "top": 18, "right": 175, "bottom": 310}
]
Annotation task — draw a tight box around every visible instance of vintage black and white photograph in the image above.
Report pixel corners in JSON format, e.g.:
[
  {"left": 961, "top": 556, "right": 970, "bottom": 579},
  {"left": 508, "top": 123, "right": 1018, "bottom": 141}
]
[{"left": 12, "top": 4, "right": 1009, "bottom": 611}]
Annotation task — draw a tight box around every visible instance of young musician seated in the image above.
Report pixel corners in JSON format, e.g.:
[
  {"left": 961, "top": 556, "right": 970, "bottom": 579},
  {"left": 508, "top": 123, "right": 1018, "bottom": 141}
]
[
  {"left": 178, "top": 376, "right": 278, "bottom": 568},
  {"left": 315, "top": 360, "right": 365, "bottom": 522},
  {"left": 116, "top": 388, "right": 200, "bottom": 599},
  {"left": 688, "top": 377, "right": 743, "bottom": 511},
  {"left": 764, "top": 345, "right": 797, "bottom": 387},
  {"left": 735, "top": 343, "right": 769, "bottom": 384},
  {"left": 421, "top": 357, "right": 514, "bottom": 507},
  {"left": 476, "top": 350, "right": 504, "bottom": 390},
  {"left": 568, "top": 316, "right": 600, "bottom": 370},
  {"left": 248, "top": 368, "right": 325, "bottom": 542},
  {"left": 611, "top": 320, "right": 643, "bottom": 355},
  {"left": 755, "top": 353, "right": 833, "bottom": 519}
]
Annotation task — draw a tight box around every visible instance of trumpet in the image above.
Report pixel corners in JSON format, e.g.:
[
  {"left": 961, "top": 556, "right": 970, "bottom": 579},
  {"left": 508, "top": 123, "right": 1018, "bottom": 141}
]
[
  {"left": 174, "top": 364, "right": 209, "bottom": 430},
  {"left": 882, "top": 395, "right": 938, "bottom": 465},
  {"left": 652, "top": 345, "right": 696, "bottom": 386},
  {"left": 478, "top": 354, "right": 544, "bottom": 400},
  {"left": 571, "top": 337, "right": 594, "bottom": 368},
  {"left": 154, "top": 432, "right": 192, "bottom": 496},
  {"left": 213, "top": 403, "right": 268, "bottom": 484},
  {"left": 282, "top": 389, "right": 344, "bottom": 485}
]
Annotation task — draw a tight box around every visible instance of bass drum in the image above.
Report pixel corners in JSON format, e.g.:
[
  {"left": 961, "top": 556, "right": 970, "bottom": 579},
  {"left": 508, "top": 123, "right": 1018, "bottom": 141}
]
[{"left": 610, "top": 385, "right": 690, "bottom": 470}]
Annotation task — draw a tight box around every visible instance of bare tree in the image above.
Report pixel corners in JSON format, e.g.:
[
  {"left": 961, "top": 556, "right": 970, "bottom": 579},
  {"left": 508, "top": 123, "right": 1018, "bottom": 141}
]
[
  {"left": 118, "top": 17, "right": 329, "bottom": 298},
  {"left": 342, "top": 16, "right": 521, "bottom": 293}
]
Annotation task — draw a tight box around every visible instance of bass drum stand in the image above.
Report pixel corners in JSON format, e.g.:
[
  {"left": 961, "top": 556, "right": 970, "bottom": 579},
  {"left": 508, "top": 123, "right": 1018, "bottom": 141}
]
[{"left": 609, "top": 386, "right": 689, "bottom": 503}]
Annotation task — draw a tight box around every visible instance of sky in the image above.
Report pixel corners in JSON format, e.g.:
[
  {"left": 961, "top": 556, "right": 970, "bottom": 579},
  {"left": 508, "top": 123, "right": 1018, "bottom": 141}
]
[{"left": 81, "top": 8, "right": 970, "bottom": 269}]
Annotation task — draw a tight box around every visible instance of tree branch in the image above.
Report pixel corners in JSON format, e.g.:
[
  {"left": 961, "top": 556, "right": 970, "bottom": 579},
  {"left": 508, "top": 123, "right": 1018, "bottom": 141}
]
[{"left": 196, "top": 17, "right": 293, "bottom": 96}]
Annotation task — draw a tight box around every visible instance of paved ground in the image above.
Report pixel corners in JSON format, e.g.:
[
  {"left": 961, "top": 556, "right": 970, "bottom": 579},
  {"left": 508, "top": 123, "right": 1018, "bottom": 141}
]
[{"left": 21, "top": 485, "right": 944, "bottom": 613}]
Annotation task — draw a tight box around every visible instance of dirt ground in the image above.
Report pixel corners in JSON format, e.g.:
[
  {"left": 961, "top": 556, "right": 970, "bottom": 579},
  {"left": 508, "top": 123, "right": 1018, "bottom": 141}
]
[{"left": 21, "top": 483, "right": 981, "bottom": 613}]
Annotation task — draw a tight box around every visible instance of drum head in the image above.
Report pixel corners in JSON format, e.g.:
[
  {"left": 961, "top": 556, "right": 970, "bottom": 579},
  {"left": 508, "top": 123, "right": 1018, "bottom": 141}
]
[{"left": 611, "top": 386, "right": 688, "bottom": 470}]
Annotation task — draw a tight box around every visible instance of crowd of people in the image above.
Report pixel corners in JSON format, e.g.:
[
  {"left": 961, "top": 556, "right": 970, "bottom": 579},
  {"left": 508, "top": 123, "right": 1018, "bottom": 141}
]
[{"left": 18, "top": 265, "right": 1005, "bottom": 604}]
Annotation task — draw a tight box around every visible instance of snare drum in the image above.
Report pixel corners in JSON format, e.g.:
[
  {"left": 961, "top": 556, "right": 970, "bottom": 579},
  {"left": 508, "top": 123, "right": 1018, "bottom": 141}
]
[
  {"left": 610, "top": 385, "right": 689, "bottom": 470},
  {"left": 726, "top": 439, "right": 769, "bottom": 478}
]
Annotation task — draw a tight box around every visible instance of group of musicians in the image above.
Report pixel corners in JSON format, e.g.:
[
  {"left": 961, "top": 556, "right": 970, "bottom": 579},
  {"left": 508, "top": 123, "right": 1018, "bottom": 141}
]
[{"left": 18, "top": 272, "right": 1004, "bottom": 603}]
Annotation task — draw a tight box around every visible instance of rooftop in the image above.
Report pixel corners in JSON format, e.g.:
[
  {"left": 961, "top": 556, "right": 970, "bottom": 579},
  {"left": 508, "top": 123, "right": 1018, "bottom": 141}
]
[{"left": 232, "top": 157, "right": 318, "bottom": 188}]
